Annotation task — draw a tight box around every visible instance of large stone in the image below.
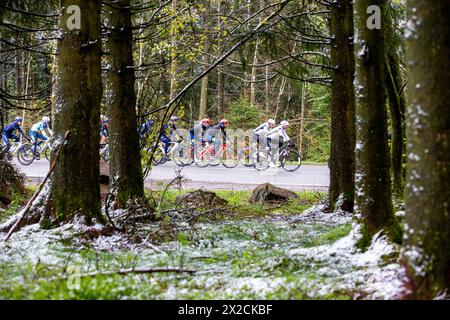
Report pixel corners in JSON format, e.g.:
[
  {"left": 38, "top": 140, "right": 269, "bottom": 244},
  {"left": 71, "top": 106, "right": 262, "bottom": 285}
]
[
  {"left": 176, "top": 189, "right": 228, "bottom": 209},
  {"left": 249, "top": 183, "right": 299, "bottom": 203}
]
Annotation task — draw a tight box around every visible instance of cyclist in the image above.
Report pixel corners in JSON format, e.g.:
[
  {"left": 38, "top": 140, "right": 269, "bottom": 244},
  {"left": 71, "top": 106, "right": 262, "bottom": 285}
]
[
  {"left": 252, "top": 118, "right": 275, "bottom": 146},
  {"left": 160, "top": 115, "right": 182, "bottom": 160},
  {"left": 30, "top": 116, "right": 52, "bottom": 159},
  {"left": 266, "top": 120, "right": 290, "bottom": 166},
  {"left": 100, "top": 117, "right": 109, "bottom": 145},
  {"left": 1, "top": 116, "right": 29, "bottom": 154},
  {"left": 138, "top": 119, "right": 154, "bottom": 140},
  {"left": 253, "top": 119, "right": 276, "bottom": 136},
  {"left": 206, "top": 119, "right": 229, "bottom": 150},
  {"left": 189, "top": 118, "right": 211, "bottom": 146}
]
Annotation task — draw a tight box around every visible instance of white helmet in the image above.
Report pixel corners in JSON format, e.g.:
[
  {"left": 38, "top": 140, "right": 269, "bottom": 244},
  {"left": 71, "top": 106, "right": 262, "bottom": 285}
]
[
  {"left": 267, "top": 119, "right": 275, "bottom": 125},
  {"left": 280, "top": 120, "right": 289, "bottom": 126},
  {"left": 42, "top": 116, "right": 50, "bottom": 123}
]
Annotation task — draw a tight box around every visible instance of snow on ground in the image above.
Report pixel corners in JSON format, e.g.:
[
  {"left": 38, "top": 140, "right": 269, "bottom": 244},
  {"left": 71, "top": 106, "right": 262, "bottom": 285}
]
[{"left": 0, "top": 204, "right": 409, "bottom": 299}]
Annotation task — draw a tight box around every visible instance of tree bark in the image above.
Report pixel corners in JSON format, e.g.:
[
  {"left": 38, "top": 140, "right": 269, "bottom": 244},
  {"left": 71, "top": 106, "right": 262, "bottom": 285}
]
[
  {"left": 45, "top": 0, "right": 104, "bottom": 224},
  {"left": 384, "top": 5, "right": 406, "bottom": 198},
  {"left": 354, "top": 0, "right": 400, "bottom": 246},
  {"left": 328, "top": 0, "right": 356, "bottom": 212},
  {"left": 402, "top": 0, "right": 450, "bottom": 299},
  {"left": 106, "top": 0, "right": 144, "bottom": 208}
]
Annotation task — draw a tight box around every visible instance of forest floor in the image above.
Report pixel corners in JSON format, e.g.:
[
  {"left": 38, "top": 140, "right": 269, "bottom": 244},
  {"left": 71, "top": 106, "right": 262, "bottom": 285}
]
[{"left": 0, "top": 189, "right": 407, "bottom": 299}]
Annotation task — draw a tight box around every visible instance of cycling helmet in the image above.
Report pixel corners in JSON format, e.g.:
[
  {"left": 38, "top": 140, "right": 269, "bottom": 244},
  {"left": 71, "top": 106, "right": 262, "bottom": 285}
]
[
  {"left": 42, "top": 116, "right": 51, "bottom": 123},
  {"left": 15, "top": 116, "right": 23, "bottom": 122},
  {"left": 103, "top": 117, "right": 110, "bottom": 123},
  {"left": 169, "top": 115, "right": 179, "bottom": 122},
  {"left": 267, "top": 119, "right": 275, "bottom": 125},
  {"left": 280, "top": 120, "right": 289, "bottom": 127},
  {"left": 201, "top": 118, "right": 211, "bottom": 125},
  {"left": 219, "top": 119, "right": 229, "bottom": 127}
]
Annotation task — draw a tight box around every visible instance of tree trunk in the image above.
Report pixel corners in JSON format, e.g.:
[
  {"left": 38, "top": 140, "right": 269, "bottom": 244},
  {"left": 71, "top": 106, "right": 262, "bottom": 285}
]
[
  {"left": 199, "top": 1, "right": 211, "bottom": 120},
  {"left": 169, "top": 0, "right": 178, "bottom": 101},
  {"left": 402, "top": 0, "right": 450, "bottom": 299},
  {"left": 106, "top": 0, "right": 144, "bottom": 208},
  {"left": 297, "top": 82, "right": 306, "bottom": 155},
  {"left": 328, "top": 0, "right": 356, "bottom": 212},
  {"left": 384, "top": 5, "right": 406, "bottom": 198},
  {"left": 354, "top": 0, "right": 400, "bottom": 246},
  {"left": 45, "top": 0, "right": 104, "bottom": 224}
]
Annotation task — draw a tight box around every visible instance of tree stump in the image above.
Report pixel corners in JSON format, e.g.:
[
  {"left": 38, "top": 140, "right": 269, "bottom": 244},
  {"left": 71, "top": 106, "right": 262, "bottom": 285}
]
[
  {"left": 249, "top": 183, "right": 299, "bottom": 204},
  {"left": 176, "top": 189, "right": 228, "bottom": 209}
]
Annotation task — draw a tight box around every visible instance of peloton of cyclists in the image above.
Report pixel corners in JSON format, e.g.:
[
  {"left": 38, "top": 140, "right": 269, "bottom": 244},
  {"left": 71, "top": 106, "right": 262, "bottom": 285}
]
[
  {"left": 1, "top": 116, "right": 30, "bottom": 155},
  {"left": 30, "top": 116, "right": 53, "bottom": 159}
]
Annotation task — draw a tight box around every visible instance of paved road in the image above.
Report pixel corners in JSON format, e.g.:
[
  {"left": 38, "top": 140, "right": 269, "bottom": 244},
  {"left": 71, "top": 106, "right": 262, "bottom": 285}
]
[{"left": 12, "top": 159, "right": 329, "bottom": 191}]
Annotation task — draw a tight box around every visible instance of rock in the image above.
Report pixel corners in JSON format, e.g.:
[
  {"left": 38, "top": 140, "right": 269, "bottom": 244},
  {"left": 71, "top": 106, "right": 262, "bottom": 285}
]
[
  {"left": 249, "top": 183, "right": 299, "bottom": 204},
  {"left": 176, "top": 189, "right": 228, "bottom": 209}
]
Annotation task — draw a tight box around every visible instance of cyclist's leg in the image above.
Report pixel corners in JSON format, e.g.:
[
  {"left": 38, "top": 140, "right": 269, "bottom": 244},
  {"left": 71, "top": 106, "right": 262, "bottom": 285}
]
[
  {"left": 30, "top": 131, "right": 38, "bottom": 154},
  {"left": 160, "top": 135, "right": 171, "bottom": 155},
  {"left": 2, "top": 133, "right": 11, "bottom": 153}
]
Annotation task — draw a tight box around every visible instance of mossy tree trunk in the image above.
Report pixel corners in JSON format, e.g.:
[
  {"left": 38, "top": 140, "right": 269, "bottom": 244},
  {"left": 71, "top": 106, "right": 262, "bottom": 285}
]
[
  {"left": 106, "top": 0, "right": 144, "bottom": 208},
  {"left": 384, "top": 5, "right": 406, "bottom": 198},
  {"left": 328, "top": 0, "right": 356, "bottom": 212},
  {"left": 46, "top": 0, "right": 103, "bottom": 224},
  {"left": 354, "top": 0, "right": 400, "bottom": 246},
  {"left": 402, "top": 0, "right": 450, "bottom": 299}
]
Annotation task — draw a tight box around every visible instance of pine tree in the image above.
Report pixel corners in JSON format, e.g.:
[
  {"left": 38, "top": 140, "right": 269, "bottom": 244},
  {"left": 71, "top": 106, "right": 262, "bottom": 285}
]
[
  {"left": 45, "top": 0, "right": 104, "bottom": 224},
  {"left": 106, "top": 0, "right": 144, "bottom": 208},
  {"left": 353, "top": 0, "right": 400, "bottom": 246},
  {"left": 328, "top": 0, "right": 356, "bottom": 212},
  {"left": 402, "top": 0, "right": 450, "bottom": 299}
]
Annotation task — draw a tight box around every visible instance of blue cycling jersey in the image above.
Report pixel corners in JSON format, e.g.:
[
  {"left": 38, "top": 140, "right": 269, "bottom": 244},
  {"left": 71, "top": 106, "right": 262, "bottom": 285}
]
[{"left": 2, "top": 121, "right": 26, "bottom": 138}]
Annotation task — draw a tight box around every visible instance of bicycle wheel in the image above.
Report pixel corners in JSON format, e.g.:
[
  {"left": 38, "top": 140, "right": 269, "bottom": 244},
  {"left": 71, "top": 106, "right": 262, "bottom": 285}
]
[
  {"left": 280, "top": 148, "right": 302, "bottom": 172},
  {"left": 222, "top": 146, "right": 240, "bottom": 168},
  {"left": 172, "top": 145, "right": 193, "bottom": 166},
  {"left": 152, "top": 145, "right": 166, "bottom": 165},
  {"left": 44, "top": 146, "right": 52, "bottom": 161},
  {"left": 17, "top": 143, "right": 35, "bottom": 165},
  {"left": 194, "top": 147, "right": 213, "bottom": 168},
  {"left": 208, "top": 147, "right": 221, "bottom": 167},
  {"left": 254, "top": 151, "right": 270, "bottom": 171}
]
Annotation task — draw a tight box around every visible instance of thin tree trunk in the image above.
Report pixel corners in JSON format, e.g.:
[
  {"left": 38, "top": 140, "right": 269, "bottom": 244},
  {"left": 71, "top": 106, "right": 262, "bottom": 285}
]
[
  {"left": 169, "top": 0, "right": 178, "bottom": 101},
  {"left": 328, "top": 0, "right": 356, "bottom": 212},
  {"left": 298, "top": 82, "right": 306, "bottom": 155},
  {"left": 199, "top": 1, "right": 211, "bottom": 119},
  {"left": 384, "top": 5, "right": 406, "bottom": 197},
  {"left": 44, "top": 0, "right": 104, "bottom": 224},
  {"left": 274, "top": 76, "right": 286, "bottom": 121},
  {"left": 354, "top": 0, "right": 400, "bottom": 246},
  {"left": 402, "top": 0, "right": 450, "bottom": 299},
  {"left": 106, "top": 0, "right": 144, "bottom": 208}
]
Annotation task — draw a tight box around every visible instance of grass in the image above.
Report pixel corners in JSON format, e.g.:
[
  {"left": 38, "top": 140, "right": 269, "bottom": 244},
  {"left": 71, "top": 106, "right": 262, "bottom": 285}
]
[
  {"left": 0, "top": 188, "right": 363, "bottom": 300},
  {"left": 147, "top": 188, "right": 325, "bottom": 218}
]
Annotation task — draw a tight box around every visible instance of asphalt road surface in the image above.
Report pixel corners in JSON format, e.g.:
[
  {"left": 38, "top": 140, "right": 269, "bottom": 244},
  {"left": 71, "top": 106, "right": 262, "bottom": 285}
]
[{"left": 12, "top": 159, "right": 329, "bottom": 191}]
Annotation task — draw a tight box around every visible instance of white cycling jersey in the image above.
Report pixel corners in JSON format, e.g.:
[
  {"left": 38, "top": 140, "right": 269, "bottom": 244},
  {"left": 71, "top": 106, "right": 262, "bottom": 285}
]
[
  {"left": 30, "top": 121, "right": 53, "bottom": 139},
  {"left": 253, "top": 122, "right": 271, "bottom": 135},
  {"left": 267, "top": 125, "right": 290, "bottom": 142}
]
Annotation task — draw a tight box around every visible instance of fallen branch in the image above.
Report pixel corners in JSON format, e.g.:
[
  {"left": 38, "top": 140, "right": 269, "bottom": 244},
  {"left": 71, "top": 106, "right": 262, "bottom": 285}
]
[
  {"left": 4, "top": 131, "right": 71, "bottom": 241},
  {"left": 61, "top": 266, "right": 196, "bottom": 280}
]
